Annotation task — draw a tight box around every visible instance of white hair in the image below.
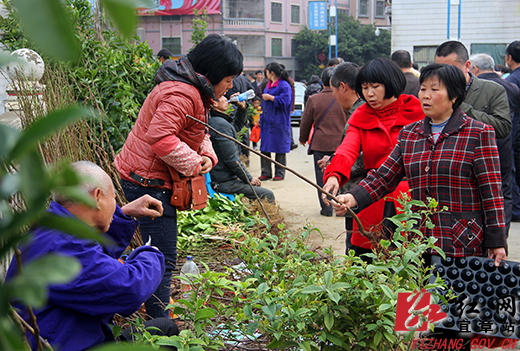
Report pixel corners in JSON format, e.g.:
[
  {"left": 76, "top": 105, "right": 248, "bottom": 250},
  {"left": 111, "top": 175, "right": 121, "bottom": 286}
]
[
  {"left": 53, "top": 161, "right": 112, "bottom": 204},
  {"left": 469, "top": 53, "right": 495, "bottom": 73}
]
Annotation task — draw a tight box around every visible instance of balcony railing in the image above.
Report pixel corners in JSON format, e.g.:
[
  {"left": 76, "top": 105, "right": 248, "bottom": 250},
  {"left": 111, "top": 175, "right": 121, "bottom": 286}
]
[{"left": 223, "top": 18, "right": 264, "bottom": 26}]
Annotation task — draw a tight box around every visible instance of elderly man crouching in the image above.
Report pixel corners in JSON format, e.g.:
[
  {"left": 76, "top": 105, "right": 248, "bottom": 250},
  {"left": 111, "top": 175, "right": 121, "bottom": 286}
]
[{"left": 6, "top": 161, "right": 178, "bottom": 351}]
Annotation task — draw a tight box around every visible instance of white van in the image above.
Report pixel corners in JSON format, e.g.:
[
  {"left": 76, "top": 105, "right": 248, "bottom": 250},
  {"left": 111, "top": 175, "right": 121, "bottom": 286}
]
[{"left": 290, "top": 81, "right": 306, "bottom": 126}]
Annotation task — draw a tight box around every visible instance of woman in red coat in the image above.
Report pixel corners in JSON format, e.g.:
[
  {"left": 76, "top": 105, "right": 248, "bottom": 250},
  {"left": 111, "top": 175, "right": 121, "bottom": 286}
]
[{"left": 323, "top": 58, "right": 423, "bottom": 257}]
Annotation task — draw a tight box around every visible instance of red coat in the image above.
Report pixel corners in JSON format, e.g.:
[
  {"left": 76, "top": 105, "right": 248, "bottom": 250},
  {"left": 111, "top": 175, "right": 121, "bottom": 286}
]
[
  {"left": 115, "top": 80, "right": 218, "bottom": 190},
  {"left": 324, "top": 94, "right": 423, "bottom": 248}
]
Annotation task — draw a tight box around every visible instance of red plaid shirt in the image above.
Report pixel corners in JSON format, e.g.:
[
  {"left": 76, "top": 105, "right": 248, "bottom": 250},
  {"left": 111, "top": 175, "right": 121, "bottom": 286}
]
[{"left": 350, "top": 108, "right": 506, "bottom": 257}]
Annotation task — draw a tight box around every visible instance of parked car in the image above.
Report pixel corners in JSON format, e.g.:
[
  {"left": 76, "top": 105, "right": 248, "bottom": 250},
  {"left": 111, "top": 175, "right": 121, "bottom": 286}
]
[{"left": 291, "top": 81, "right": 306, "bottom": 126}]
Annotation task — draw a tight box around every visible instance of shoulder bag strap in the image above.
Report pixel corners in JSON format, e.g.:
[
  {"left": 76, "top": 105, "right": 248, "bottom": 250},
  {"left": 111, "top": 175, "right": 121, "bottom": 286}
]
[{"left": 308, "top": 99, "right": 336, "bottom": 149}]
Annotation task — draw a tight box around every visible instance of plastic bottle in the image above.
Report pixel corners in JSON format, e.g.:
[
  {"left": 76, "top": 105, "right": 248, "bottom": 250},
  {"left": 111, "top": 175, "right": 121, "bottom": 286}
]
[
  {"left": 180, "top": 256, "right": 200, "bottom": 299},
  {"left": 228, "top": 89, "right": 255, "bottom": 103}
]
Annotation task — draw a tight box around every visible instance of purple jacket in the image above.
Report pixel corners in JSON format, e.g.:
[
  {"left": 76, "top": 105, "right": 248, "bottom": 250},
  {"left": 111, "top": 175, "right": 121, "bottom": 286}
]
[
  {"left": 260, "top": 79, "right": 292, "bottom": 153},
  {"left": 5, "top": 202, "right": 165, "bottom": 351}
]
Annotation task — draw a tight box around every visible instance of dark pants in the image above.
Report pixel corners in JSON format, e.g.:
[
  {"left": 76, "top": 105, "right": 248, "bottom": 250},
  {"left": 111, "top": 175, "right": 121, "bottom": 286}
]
[
  {"left": 261, "top": 152, "right": 286, "bottom": 178},
  {"left": 313, "top": 151, "right": 333, "bottom": 214},
  {"left": 121, "top": 179, "right": 177, "bottom": 319},
  {"left": 213, "top": 179, "right": 275, "bottom": 203},
  {"left": 501, "top": 168, "right": 513, "bottom": 236},
  {"left": 240, "top": 130, "right": 250, "bottom": 158}
]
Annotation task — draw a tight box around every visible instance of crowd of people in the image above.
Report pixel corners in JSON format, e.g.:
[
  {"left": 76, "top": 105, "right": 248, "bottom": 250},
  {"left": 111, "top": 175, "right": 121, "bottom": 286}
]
[{"left": 6, "top": 34, "right": 520, "bottom": 351}]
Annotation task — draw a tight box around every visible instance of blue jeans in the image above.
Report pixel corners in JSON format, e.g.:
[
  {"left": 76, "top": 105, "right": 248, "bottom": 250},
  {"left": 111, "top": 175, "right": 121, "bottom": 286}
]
[{"left": 121, "top": 179, "right": 177, "bottom": 319}]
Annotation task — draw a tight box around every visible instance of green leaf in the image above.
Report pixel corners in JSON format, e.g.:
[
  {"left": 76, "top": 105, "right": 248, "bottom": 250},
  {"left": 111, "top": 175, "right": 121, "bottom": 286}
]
[
  {"left": 101, "top": 0, "right": 138, "bottom": 38},
  {"left": 379, "top": 303, "right": 392, "bottom": 312},
  {"left": 155, "top": 338, "right": 182, "bottom": 348},
  {"left": 0, "top": 124, "right": 20, "bottom": 162},
  {"left": 298, "top": 341, "right": 311, "bottom": 351},
  {"left": 38, "top": 213, "right": 108, "bottom": 243},
  {"left": 257, "top": 282, "right": 268, "bottom": 295},
  {"left": 380, "top": 285, "right": 395, "bottom": 300},
  {"left": 324, "top": 270, "right": 333, "bottom": 286},
  {"left": 294, "top": 307, "right": 310, "bottom": 316},
  {"left": 194, "top": 308, "right": 216, "bottom": 321},
  {"left": 90, "top": 344, "right": 158, "bottom": 351},
  {"left": 246, "top": 322, "right": 259, "bottom": 335},
  {"left": 0, "top": 172, "right": 21, "bottom": 198},
  {"left": 244, "top": 304, "right": 252, "bottom": 318},
  {"left": 11, "top": 0, "right": 81, "bottom": 61},
  {"left": 326, "top": 333, "right": 344, "bottom": 346},
  {"left": 6, "top": 254, "right": 81, "bottom": 307},
  {"left": 324, "top": 313, "right": 334, "bottom": 331},
  {"left": 374, "top": 331, "right": 382, "bottom": 346},
  {"left": 19, "top": 254, "right": 81, "bottom": 284},
  {"left": 10, "top": 106, "right": 94, "bottom": 160},
  {"left": 51, "top": 185, "right": 97, "bottom": 208},
  {"left": 301, "top": 285, "right": 324, "bottom": 294}
]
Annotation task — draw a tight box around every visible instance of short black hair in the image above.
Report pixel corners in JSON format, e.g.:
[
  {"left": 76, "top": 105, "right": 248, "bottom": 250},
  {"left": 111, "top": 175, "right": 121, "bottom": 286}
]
[
  {"left": 252, "top": 96, "right": 262, "bottom": 102},
  {"left": 327, "top": 57, "right": 344, "bottom": 67},
  {"left": 330, "top": 62, "right": 359, "bottom": 89},
  {"left": 157, "top": 48, "right": 172, "bottom": 59},
  {"left": 435, "top": 41, "right": 469, "bottom": 65},
  {"left": 497, "top": 64, "right": 511, "bottom": 74},
  {"left": 255, "top": 70, "right": 263, "bottom": 75},
  {"left": 355, "top": 58, "right": 406, "bottom": 100},
  {"left": 420, "top": 63, "right": 466, "bottom": 110},
  {"left": 391, "top": 50, "right": 412, "bottom": 69},
  {"left": 506, "top": 41, "right": 520, "bottom": 63},
  {"left": 309, "top": 74, "right": 321, "bottom": 84},
  {"left": 321, "top": 67, "right": 334, "bottom": 87},
  {"left": 187, "top": 34, "right": 243, "bottom": 85}
]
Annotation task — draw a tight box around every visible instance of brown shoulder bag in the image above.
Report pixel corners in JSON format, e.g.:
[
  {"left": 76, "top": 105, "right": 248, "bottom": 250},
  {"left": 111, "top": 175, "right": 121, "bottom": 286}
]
[{"left": 168, "top": 167, "right": 208, "bottom": 211}]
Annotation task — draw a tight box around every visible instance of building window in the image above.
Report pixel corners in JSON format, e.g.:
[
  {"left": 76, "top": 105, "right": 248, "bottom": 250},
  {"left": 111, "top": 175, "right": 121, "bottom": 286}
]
[
  {"left": 359, "top": 0, "right": 368, "bottom": 16},
  {"left": 161, "top": 15, "right": 181, "bottom": 22},
  {"left": 413, "top": 46, "right": 437, "bottom": 69},
  {"left": 291, "top": 38, "right": 297, "bottom": 56},
  {"left": 272, "top": 38, "right": 282, "bottom": 56},
  {"left": 162, "top": 37, "right": 181, "bottom": 55},
  {"left": 291, "top": 5, "right": 300, "bottom": 23},
  {"left": 338, "top": 8, "right": 350, "bottom": 17},
  {"left": 271, "top": 2, "right": 282, "bottom": 22},
  {"left": 375, "top": 0, "right": 385, "bottom": 17},
  {"left": 471, "top": 43, "right": 508, "bottom": 67}
]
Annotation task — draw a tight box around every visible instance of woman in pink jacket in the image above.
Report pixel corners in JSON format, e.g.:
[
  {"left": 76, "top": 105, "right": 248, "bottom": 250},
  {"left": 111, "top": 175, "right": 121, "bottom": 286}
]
[{"left": 115, "top": 35, "right": 243, "bottom": 318}]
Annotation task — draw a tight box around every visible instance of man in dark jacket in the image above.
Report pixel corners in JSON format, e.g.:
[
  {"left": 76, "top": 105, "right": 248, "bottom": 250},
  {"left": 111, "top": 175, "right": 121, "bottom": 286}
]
[
  {"left": 505, "top": 41, "right": 520, "bottom": 220},
  {"left": 209, "top": 96, "right": 275, "bottom": 202},
  {"left": 391, "top": 50, "right": 420, "bottom": 97},
  {"left": 470, "top": 53, "right": 520, "bottom": 231},
  {"left": 299, "top": 67, "right": 346, "bottom": 216},
  {"left": 5, "top": 161, "right": 177, "bottom": 351},
  {"left": 435, "top": 41, "right": 511, "bottom": 140}
]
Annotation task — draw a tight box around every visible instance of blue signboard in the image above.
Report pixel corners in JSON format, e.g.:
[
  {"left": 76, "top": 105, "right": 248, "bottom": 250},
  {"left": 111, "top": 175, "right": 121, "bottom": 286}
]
[{"left": 308, "top": 1, "right": 327, "bottom": 30}]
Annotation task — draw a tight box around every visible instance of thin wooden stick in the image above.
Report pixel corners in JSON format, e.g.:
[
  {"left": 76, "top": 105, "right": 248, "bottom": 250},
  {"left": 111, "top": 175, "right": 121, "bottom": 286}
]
[
  {"left": 236, "top": 161, "right": 271, "bottom": 221},
  {"left": 15, "top": 249, "right": 45, "bottom": 351},
  {"left": 11, "top": 309, "right": 54, "bottom": 351},
  {"left": 187, "top": 114, "right": 370, "bottom": 237}
]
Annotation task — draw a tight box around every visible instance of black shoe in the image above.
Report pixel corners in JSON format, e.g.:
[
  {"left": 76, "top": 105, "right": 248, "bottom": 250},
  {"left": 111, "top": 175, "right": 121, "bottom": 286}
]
[
  {"left": 291, "top": 143, "right": 298, "bottom": 150},
  {"left": 320, "top": 210, "right": 333, "bottom": 217}
]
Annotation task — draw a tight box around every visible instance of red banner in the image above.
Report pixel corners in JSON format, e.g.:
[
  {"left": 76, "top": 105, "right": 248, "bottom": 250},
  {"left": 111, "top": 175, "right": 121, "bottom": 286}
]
[{"left": 138, "top": 0, "right": 221, "bottom": 16}]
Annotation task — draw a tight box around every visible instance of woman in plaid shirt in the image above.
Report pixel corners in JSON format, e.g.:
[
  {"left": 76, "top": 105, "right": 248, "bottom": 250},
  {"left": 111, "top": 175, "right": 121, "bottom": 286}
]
[{"left": 333, "top": 63, "right": 507, "bottom": 266}]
